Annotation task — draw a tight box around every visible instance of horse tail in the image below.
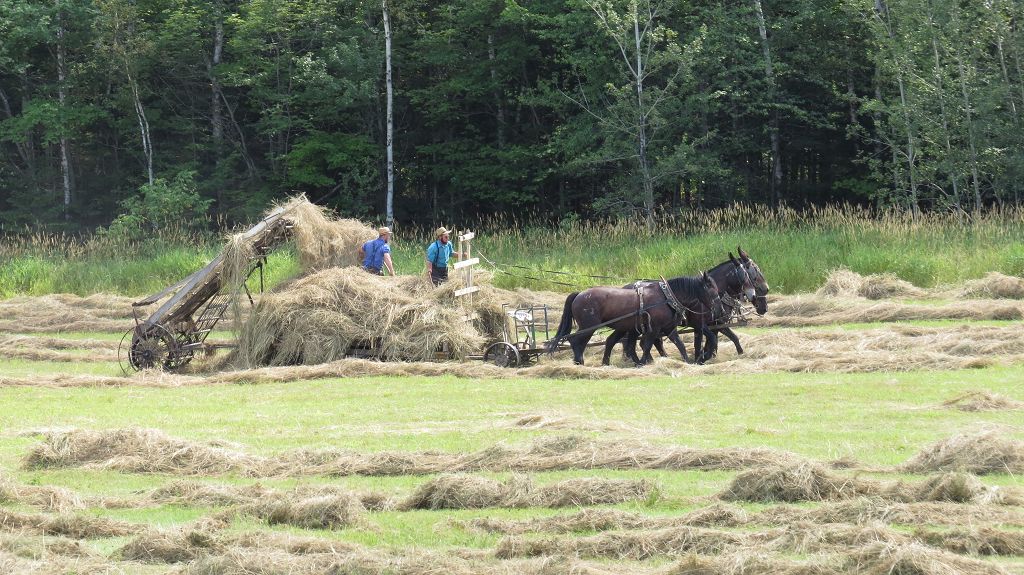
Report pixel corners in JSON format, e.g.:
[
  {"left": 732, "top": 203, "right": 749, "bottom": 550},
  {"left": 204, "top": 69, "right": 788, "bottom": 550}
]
[{"left": 548, "top": 292, "right": 579, "bottom": 352}]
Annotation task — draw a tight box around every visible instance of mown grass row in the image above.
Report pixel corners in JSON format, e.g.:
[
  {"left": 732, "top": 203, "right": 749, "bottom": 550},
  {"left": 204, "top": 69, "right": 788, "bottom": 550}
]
[{"left": 2, "top": 205, "right": 1023, "bottom": 297}]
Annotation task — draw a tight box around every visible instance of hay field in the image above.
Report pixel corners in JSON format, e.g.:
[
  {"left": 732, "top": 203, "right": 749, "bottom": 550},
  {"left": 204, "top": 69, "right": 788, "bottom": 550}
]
[{"left": 1, "top": 268, "right": 1024, "bottom": 574}]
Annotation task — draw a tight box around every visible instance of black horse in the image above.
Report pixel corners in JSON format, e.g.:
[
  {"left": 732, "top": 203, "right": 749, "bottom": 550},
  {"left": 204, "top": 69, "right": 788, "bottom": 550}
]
[
  {"left": 701, "top": 246, "right": 770, "bottom": 359},
  {"left": 607, "top": 256, "right": 755, "bottom": 365},
  {"left": 548, "top": 273, "right": 723, "bottom": 366}
]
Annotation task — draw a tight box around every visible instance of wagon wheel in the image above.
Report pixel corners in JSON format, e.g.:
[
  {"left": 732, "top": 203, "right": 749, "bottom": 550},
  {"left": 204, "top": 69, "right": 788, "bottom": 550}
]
[
  {"left": 484, "top": 342, "right": 520, "bottom": 368},
  {"left": 122, "top": 324, "right": 190, "bottom": 372}
]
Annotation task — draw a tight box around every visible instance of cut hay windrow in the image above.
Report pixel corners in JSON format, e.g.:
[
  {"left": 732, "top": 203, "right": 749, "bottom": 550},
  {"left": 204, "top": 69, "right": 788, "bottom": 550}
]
[
  {"left": 3, "top": 322, "right": 1024, "bottom": 383},
  {"left": 900, "top": 430, "right": 1024, "bottom": 475},
  {"left": 226, "top": 492, "right": 367, "bottom": 529},
  {"left": 720, "top": 464, "right": 1015, "bottom": 504},
  {"left": 0, "top": 508, "right": 140, "bottom": 538},
  {"left": 0, "top": 293, "right": 135, "bottom": 333},
  {"left": 495, "top": 526, "right": 745, "bottom": 560},
  {"left": 762, "top": 295, "right": 1024, "bottom": 327},
  {"left": 23, "top": 428, "right": 808, "bottom": 477},
  {"left": 0, "top": 474, "right": 85, "bottom": 512},
  {"left": 942, "top": 391, "right": 1024, "bottom": 412},
  {"left": 465, "top": 504, "right": 751, "bottom": 535},
  {"left": 754, "top": 498, "right": 1024, "bottom": 528},
  {"left": 916, "top": 527, "right": 1024, "bottom": 556},
  {"left": 846, "top": 541, "right": 1011, "bottom": 575},
  {"left": 398, "top": 475, "right": 652, "bottom": 510},
  {"left": 0, "top": 533, "right": 96, "bottom": 561}
]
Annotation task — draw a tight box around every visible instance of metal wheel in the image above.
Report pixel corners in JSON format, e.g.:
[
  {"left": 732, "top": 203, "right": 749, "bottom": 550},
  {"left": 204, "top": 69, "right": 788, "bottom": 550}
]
[
  {"left": 122, "top": 324, "right": 192, "bottom": 371},
  {"left": 484, "top": 342, "right": 520, "bottom": 368}
]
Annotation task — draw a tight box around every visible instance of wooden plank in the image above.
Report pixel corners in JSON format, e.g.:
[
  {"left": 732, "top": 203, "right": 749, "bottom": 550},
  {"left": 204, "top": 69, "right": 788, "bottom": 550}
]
[
  {"left": 458, "top": 231, "right": 475, "bottom": 241},
  {"left": 454, "top": 286, "right": 480, "bottom": 297},
  {"left": 453, "top": 257, "right": 478, "bottom": 270}
]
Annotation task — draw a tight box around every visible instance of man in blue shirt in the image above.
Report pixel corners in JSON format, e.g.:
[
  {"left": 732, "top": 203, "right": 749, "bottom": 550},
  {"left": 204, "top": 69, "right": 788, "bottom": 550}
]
[
  {"left": 425, "top": 227, "right": 462, "bottom": 285},
  {"left": 360, "top": 227, "right": 395, "bottom": 276}
]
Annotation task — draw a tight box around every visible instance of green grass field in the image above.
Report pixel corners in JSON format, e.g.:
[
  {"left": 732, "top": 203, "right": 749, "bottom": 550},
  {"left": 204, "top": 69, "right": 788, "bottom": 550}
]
[{"left": 1, "top": 207, "right": 1024, "bottom": 573}]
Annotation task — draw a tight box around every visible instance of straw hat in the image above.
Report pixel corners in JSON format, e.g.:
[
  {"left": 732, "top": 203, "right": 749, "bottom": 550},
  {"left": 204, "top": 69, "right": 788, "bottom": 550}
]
[
  {"left": 435, "top": 226, "right": 451, "bottom": 238},
  {"left": 378, "top": 226, "right": 392, "bottom": 235}
]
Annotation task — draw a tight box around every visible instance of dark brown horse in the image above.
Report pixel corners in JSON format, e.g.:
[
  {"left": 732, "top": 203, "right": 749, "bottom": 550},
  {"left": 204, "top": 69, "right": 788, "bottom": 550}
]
[
  {"left": 548, "top": 273, "right": 723, "bottom": 366},
  {"left": 609, "top": 247, "right": 768, "bottom": 364},
  {"left": 609, "top": 256, "right": 754, "bottom": 365}
]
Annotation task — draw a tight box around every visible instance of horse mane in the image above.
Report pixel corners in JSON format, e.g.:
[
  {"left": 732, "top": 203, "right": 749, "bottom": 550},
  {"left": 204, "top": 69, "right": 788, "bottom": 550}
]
[
  {"left": 706, "top": 259, "right": 735, "bottom": 275},
  {"left": 666, "top": 275, "right": 708, "bottom": 302}
]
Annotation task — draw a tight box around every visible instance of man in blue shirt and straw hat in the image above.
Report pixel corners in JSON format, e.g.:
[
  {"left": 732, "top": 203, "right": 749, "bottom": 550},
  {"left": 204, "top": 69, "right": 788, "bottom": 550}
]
[{"left": 425, "top": 227, "right": 463, "bottom": 286}]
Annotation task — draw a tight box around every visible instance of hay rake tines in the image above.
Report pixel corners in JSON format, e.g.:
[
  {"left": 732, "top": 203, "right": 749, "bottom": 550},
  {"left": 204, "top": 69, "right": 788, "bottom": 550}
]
[{"left": 120, "top": 204, "right": 296, "bottom": 372}]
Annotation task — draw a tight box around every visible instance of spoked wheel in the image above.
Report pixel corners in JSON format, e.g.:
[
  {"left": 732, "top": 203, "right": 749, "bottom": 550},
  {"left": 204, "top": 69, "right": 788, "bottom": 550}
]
[
  {"left": 120, "top": 324, "right": 193, "bottom": 372},
  {"left": 484, "top": 342, "right": 520, "bottom": 368}
]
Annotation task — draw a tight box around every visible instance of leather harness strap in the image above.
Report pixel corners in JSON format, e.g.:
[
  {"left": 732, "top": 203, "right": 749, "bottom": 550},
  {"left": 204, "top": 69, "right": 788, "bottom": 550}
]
[{"left": 658, "top": 278, "right": 687, "bottom": 319}]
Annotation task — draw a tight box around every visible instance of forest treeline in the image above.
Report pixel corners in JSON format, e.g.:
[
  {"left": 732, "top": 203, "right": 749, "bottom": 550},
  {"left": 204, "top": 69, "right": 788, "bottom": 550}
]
[{"left": 1, "top": 0, "right": 1023, "bottom": 230}]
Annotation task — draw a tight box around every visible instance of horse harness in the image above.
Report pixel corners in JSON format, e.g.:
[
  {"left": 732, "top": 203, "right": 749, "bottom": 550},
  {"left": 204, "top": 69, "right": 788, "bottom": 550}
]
[{"left": 632, "top": 279, "right": 689, "bottom": 335}]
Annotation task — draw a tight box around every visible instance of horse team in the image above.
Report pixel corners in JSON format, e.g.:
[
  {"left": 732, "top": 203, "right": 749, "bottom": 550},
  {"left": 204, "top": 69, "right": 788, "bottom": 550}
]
[{"left": 548, "top": 247, "right": 769, "bottom": 366}]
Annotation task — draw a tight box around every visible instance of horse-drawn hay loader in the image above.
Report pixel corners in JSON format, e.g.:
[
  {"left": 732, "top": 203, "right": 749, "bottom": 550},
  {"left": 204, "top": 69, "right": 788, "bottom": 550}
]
[{"left": 119, "top": 204, "right": 296, "bottom": 372}]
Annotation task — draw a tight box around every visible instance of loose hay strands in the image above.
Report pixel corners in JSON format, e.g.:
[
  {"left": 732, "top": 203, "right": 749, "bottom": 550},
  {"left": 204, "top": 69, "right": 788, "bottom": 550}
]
[
  {"left": 943, "top": 391, "right": 1024, "bottom": 412},
  {"left": 900, "top": 430, "right": 1024, "bottom": 475},
  {"left": 0, "top": 335, "right": 117, "bottom": 363},
  {"left": 754, "top": 498, "right": 1024, "bottom": 528},
  {"left": 0, "top": 474, "right": 84, "bottom": 512},
  {"left": 399, "top": 475, "right": 652, "bottom": 510},
  {"left": 23, "top": 428, "right": 807, "bottom": 478}
]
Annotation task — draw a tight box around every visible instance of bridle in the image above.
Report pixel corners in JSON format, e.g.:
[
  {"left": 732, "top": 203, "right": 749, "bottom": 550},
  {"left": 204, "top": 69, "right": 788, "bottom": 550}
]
[{"left": 741, "top": 258, "right": 769, "bottom": 309}]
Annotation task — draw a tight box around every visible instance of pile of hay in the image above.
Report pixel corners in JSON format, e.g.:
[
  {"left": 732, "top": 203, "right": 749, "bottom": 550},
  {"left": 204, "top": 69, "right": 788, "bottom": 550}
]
[
  {"left": 957, "top": 272, "right": 1024, "bottom": 299},
  {"left": 817, "top": 269, "right": 926, "bottom": 300},
  {"left": 399, "top": 474, "right": 652, "bottom": 510},
  {"left": 0, "top": 293, "right": 134, "bottom": 333},
  {"left": 720, "top": 462, "right": 880, "bottom": 503},
  {"left": 237, "top": 268, "right": 486, "bottom": 365},
  {"left": 943, "top": 391, "right": 1024, "bottom": 412},
  {"left": 900, "top": 430, "right": 1024, "bottom": 474}
]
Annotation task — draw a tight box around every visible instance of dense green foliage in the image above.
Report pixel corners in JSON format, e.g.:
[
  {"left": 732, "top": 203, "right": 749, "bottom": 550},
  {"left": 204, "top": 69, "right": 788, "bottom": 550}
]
[
  {"left": 2, "top": 0, "right": 1023, "bottom": 229},
  {"left": 2, "top": 206, "right": 1022, "bottom": 297}
]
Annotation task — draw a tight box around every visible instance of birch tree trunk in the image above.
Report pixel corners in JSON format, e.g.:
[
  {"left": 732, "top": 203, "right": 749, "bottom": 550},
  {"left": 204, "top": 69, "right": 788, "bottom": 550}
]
[
  {"left": 211, "top": 5, "right": 224, "bottom": 147},
  {"left": 633, "top": 11, "right": 655, "bottom": 228},
  {"left": 55, "top": 1, "right": 73, "bottom": 220},
  {"left": 382, "top": 0, "right": 394, "bottom": 226},
  {"left": 126, "top": 61, "right": 154, "bottom": 186},
  {"left": 752, "top": 0, "right": 782, "bottom": 205}
]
